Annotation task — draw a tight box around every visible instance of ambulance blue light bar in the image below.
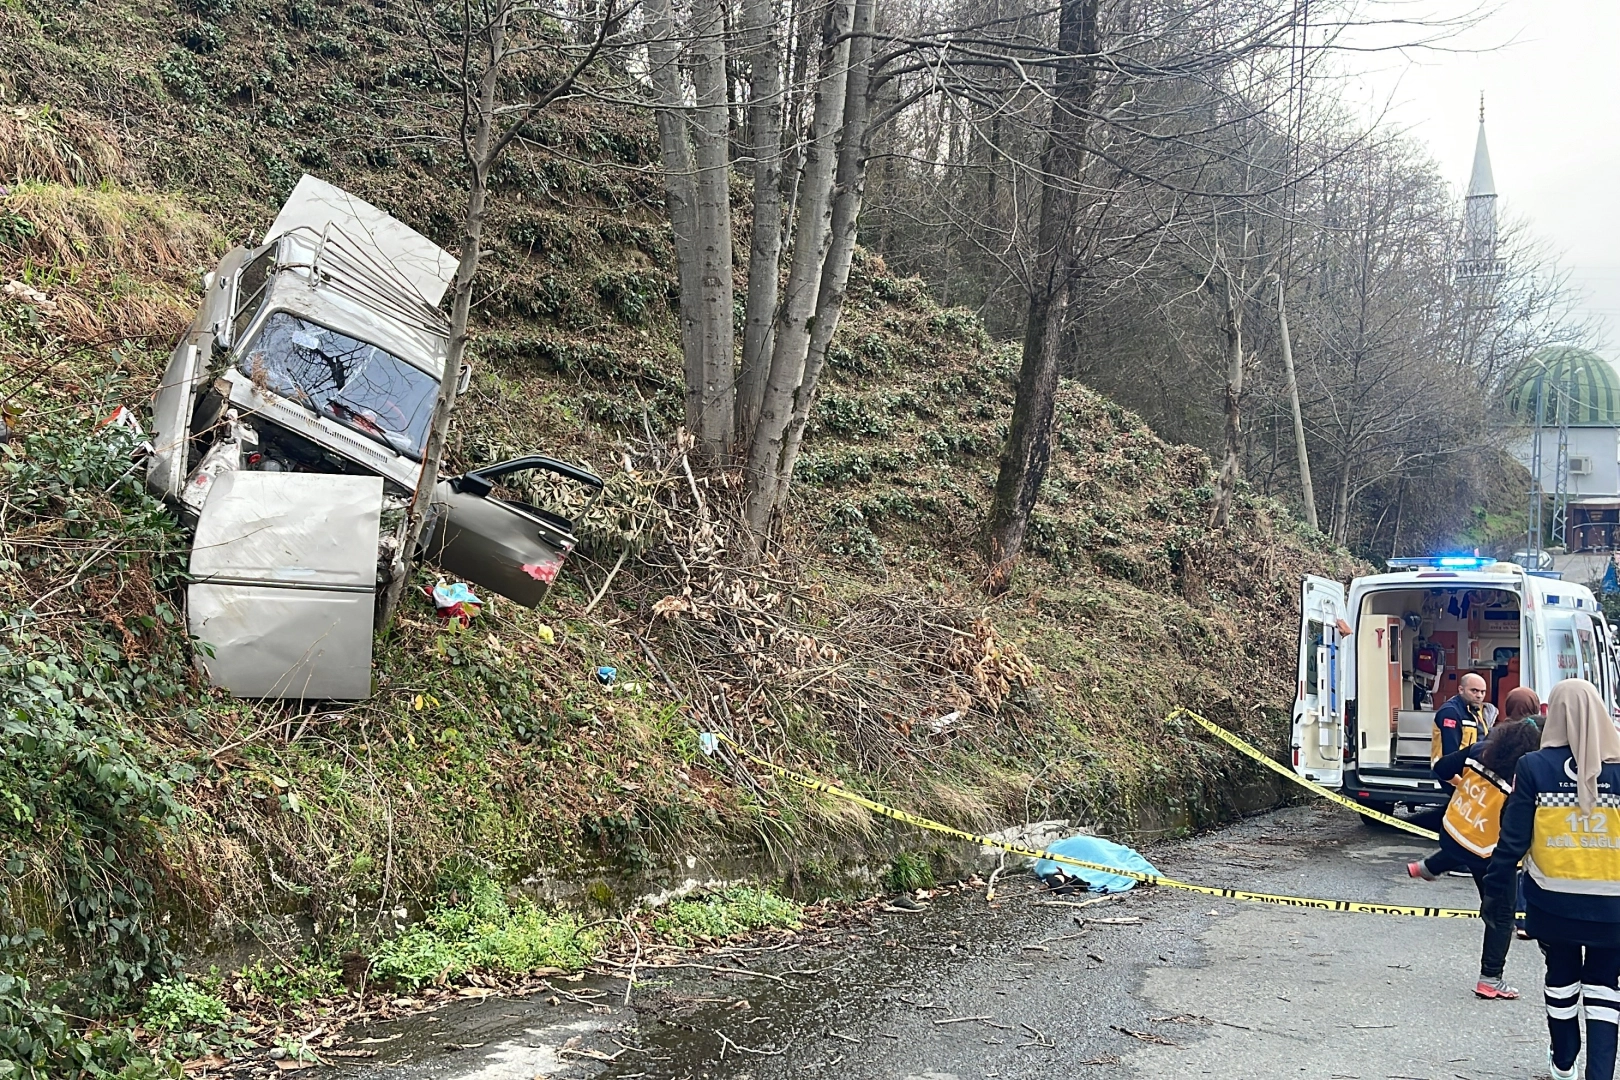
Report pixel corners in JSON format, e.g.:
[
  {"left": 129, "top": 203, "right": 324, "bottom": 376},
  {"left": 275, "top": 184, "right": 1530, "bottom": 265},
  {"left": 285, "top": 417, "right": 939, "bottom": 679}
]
[{"left": 1386, "top": 556, "right": 1495, "bottom": 570}]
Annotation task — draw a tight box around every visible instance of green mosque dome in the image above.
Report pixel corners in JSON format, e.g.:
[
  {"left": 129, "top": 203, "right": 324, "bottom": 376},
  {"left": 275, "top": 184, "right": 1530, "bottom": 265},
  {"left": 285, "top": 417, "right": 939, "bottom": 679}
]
[{"left": 1505, "top": 347, "right": 1620, "bottom": 427}]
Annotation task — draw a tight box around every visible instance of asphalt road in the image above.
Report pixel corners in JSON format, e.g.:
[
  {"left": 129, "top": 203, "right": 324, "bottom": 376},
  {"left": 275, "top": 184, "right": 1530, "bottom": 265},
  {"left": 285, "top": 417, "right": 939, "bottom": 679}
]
[{"left": 342, "top": 804, "right": 1562, "bottom": 1080}]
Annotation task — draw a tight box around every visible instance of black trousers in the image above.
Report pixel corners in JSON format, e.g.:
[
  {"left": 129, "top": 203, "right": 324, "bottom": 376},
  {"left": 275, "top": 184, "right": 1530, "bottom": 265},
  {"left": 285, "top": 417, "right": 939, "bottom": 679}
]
[
  {"left": 1422, "top": 848, "right": 1513, "bottom": 979},
  {"left": 1542, "top": 940, "right": 1620, "bottom": 1079}
]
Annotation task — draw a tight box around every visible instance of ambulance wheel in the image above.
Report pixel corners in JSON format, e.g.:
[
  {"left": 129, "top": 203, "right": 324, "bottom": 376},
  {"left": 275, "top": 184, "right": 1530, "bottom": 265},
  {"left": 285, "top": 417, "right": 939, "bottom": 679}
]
[{"left": 1356, "top": 802, "right": 1398, "bottom": 829}]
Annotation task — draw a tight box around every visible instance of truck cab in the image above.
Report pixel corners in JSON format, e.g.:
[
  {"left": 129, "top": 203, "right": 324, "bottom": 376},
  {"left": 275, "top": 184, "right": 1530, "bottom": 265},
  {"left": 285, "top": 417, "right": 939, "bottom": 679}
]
[
  {"left": 1293, "top": 558, "right": 1618, "bottom": 817},
  {"left": 145, "top": 175, "right": 601, "bottom": 699}
]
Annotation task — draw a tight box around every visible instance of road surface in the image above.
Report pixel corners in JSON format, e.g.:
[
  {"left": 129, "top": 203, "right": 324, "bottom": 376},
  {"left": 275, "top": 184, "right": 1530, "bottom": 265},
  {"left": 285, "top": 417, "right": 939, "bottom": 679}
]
[{"left": 343, "top": 804, "right": 1559, "bottom": 1079}]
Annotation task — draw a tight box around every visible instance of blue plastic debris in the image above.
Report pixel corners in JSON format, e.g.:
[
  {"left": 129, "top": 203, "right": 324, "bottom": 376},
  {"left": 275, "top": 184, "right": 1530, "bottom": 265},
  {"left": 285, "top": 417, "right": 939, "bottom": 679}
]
[
  {"left": 1032, "top": 834, "right": 1160, "bottom": 894},
  {"left": 431, "top": 581, "right": 481, "bottom": 608},
  {"left": 595, "top": 665, "right": 617, "bottom": 686}
]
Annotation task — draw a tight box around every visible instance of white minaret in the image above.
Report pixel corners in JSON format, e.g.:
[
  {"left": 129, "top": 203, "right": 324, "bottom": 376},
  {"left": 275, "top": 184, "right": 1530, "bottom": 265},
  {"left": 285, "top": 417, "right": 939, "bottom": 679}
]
[{"left": 1459, "top": 96, "right": 1505, "bottom": 281}]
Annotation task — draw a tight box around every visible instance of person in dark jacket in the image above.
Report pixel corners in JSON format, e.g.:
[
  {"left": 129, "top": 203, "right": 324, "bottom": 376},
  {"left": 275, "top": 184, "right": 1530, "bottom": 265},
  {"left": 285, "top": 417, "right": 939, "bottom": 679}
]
[
  {"left": 1407, "top": 718, "right": 1542, "bottom": 998},
  {"left": 1502, "top": 685, "right": 1545, "bottom": 939},
  {"left": 1485, "top": 679, "right": 1620, "bottom": 1080},
  {"left": 1433, "top": 672, "right": 1490, "bottom": 763}
]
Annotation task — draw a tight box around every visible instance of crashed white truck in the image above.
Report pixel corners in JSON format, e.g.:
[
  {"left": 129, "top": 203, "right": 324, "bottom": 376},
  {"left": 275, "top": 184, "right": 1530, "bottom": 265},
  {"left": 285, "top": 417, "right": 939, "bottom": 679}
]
[{"left": 146, "top": 175, "right": 600, "bottom": 701}]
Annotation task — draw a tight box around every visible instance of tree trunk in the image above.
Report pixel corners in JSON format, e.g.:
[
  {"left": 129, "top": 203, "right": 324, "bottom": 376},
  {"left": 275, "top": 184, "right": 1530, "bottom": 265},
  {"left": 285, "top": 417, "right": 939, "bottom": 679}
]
[
  {"left": 380, "top": 13, "right": 504, "bottom": 625},
  {"left": 983, "top": 0, "right": 1097, "bottom": 595},
  {"left": 1332, "top": 453, "right": 1352, "bottom": 546},
  {"left": 646, "top": 0, "right": 706, "bottom": 438},
  {"left": 1276, "top": 278, "right": 1317, "bottom": 531},
  {"left": 772, "top": 0, "right": 875, "bottom": 511},
  {"left": 1209, "top": 263, "right": 1246, "bottom": 529},
  {"left": 690, "top": 0, "right": 735, "bottom": 458},
  {"left": 735, "top": 0, "right": 785, "bottom": 451},
  {"left": 741, "top": 0, "right": 855, "bottom": 540}
]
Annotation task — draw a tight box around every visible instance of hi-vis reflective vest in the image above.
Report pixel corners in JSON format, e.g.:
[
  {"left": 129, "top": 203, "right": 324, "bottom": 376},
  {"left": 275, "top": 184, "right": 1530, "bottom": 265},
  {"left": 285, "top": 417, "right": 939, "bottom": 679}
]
[
  {"left": 1432, "top": 702, "right": 1485, "bottom": 763},
  {"left": 1443, "top": 759, "right": 1512, "bottom": 858},
  {"left": 1526, "top": 757, "right": 1620, "bottom": 897}
]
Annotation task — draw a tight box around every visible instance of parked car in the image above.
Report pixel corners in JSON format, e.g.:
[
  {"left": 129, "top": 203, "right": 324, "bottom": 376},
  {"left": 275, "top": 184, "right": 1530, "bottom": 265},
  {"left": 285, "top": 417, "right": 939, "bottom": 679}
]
[
  {"left": 146, "top": 174, "right": 600, "bottom": 700},
  {"left": 1509, "top": 548, "right": 1555, "bottom": 571}
]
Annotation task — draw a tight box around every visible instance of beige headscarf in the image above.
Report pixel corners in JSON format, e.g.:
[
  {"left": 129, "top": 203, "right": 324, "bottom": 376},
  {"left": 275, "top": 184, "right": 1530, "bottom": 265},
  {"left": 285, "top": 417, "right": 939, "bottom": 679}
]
[{"left": 1540, "top": 679, "right": 1620, "bottom": 813}]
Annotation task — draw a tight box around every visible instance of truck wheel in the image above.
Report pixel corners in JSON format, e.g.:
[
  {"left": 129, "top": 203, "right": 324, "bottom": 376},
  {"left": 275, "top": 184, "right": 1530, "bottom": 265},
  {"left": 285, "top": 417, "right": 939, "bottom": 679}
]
[{"left": 1357, "top": 802, "right": 1398, "bottom": 829}]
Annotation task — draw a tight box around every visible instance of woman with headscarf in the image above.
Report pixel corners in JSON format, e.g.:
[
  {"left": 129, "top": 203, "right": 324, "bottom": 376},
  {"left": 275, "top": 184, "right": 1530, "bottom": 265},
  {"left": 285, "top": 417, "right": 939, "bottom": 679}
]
[
  {"left": 1407, "top": 715, "right": 1542, "bottom": 998},
  {"left": 1485, "top": 679, "right": 1620, "bottom": 1080},
  {"left": 1506, "top": 686, "right": 1545, "bottom": 726}
]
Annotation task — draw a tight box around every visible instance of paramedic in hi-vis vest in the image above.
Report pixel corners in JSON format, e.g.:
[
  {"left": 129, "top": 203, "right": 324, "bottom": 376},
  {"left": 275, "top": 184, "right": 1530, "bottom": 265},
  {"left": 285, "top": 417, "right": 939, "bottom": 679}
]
[
  {"left": 1406, "top": 716, "right": 1542, "bottom": 998},
  {"left": 1485, "top": 679, "right": 1620, "bottom": 1080},
  {"left": 1433, "top": 672, "right": 1490, "bottom": 763}
]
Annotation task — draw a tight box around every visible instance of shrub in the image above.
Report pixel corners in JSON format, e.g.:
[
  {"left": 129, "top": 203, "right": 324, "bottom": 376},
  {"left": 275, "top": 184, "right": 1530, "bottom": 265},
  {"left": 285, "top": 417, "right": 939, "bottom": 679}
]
[
  {"left": 369, "top": 878, "right": 602, "bottom": 989},
  {"left": 884, "top": 852, "right": 936, "bottom": 892},
  {"left": 139, "top": 978, "right": 229, "bottom": 1034},
  {"left": 2, "top": 419, "right": 192, "bottom": 999},
  {"left": 0, "top": 974, "right": 171, "bottom": 1079},
  {"left": 651, "top": 888, "right": 803, "bottom": 947}
]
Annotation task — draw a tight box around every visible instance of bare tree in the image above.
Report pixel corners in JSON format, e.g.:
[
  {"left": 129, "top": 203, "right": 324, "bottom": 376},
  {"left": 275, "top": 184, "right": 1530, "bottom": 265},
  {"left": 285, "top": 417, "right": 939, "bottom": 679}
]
[
  {"left": 983, "top": 0, "right": 1098, "bottom": 594},
  {"left": 380, "top": 0, "right": 616, "bottom": 624},
  {"left": 642, "top": 0, "right": 887, "bottom": 547},
  {"left": 735, "top": 0, "right": 787, "bottom": 441},
  {"left": 647, "top": 0, "right": 735, "bottom": 458}
]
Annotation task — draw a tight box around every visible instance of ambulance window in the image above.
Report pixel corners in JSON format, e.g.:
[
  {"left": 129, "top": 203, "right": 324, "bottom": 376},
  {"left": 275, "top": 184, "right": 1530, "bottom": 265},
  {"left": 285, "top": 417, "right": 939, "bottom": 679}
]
[
  {"left": 1576, "top": 615, "right": 1603, "bottom": 693},
  {"left": 1305, "top": 620, "right": 1323, "bottom": 692},
  {"left": 1551, "top": 625, "right": 1581, "bottom": 684}
]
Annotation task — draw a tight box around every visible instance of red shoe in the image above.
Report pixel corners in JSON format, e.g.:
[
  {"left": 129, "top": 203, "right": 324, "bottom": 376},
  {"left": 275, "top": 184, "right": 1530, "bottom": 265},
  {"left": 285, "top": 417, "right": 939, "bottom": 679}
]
[
  {"left": 1407, "top": 861, "right": 1437, "bottom": 881},
  {"left": 1474, "top": 977, "right": 1520, "bottom": 999}
]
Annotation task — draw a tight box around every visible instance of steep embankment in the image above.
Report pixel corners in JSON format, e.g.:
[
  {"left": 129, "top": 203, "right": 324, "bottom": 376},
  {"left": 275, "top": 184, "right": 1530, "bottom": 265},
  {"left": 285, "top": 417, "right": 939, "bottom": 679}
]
[{"left": 0, "top": 0, "right": 1356, "bottom": 997}]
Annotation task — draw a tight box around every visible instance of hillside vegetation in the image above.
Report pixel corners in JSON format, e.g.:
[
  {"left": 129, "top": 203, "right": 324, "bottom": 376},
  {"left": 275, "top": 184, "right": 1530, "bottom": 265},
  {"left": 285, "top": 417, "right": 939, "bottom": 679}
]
[{"left": 0, "top": 0, "right": 1357, "bottom": 1057}]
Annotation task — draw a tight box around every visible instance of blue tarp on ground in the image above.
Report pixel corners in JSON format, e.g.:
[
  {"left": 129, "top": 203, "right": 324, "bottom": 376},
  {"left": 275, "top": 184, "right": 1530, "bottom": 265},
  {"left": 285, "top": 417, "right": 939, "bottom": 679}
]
[{"left": 1032, "top": 834, "right": 1160, "bottom": 894}]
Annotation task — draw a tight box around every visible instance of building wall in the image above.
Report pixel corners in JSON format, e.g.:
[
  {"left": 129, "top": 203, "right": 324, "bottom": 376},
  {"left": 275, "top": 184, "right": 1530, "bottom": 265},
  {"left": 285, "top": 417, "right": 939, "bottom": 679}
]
[{"left": 1508, "top": 427, "right": 1620, "bottom": 498}]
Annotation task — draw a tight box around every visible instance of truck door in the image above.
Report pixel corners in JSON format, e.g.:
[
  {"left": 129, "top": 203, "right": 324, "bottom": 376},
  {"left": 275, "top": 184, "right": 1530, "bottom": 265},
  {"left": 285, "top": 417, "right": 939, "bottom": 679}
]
[
  {"left": 423, "top": 456, "right": 603, "bottom": 608},
  {"left": 1294, "top": 575, "right": 1347, "bottom": 787}
]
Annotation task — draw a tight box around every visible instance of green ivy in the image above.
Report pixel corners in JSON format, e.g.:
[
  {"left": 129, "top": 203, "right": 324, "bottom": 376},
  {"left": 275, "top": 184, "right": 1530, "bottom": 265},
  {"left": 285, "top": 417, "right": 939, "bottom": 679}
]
[{"left": 1, "top": 418, "right": 194, "bottom": 1071}]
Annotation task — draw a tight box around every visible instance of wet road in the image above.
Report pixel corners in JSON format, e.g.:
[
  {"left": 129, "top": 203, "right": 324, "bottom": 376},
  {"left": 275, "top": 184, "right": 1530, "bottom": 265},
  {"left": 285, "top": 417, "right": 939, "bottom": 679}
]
[{"left": 344, "top": 805, "right": 1560, "bottom": 1079}]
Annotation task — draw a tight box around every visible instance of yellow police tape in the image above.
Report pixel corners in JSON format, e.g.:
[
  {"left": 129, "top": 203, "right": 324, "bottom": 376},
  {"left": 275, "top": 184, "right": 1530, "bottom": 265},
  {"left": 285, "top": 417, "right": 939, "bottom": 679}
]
[
  {"left": 1172, "top": 708, "right": 1441, "bottom": 842},
  {"left": 706, "top": 733, "right": 1478, "bottom": 919}
]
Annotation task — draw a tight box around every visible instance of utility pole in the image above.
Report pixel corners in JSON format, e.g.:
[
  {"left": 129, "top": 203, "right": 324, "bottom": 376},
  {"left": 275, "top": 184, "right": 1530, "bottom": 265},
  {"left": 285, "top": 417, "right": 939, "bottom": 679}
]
[
  {"left": 1276, "top": 278, "right": 1317, "bottom": 530},
  {"left": 1553, "top": 364, "right": 1575, "bottom": 549},
  {"left": 1529, "top": 371, "right": 1545, "bottom": 564}
]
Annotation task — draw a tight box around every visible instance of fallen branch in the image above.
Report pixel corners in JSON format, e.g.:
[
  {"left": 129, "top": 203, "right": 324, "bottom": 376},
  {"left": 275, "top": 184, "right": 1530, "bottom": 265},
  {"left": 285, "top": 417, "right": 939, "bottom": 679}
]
[
  {"left": 619, "top": 917, "right": 642, "bottom": 1006},
  {"left": 1111, "top": 1025, "right": 1178, "bottom": 1047},
  {"left": 665, "top": 962, "right": 786, "bottom": 983},
  {"left": 715, "top": 1030, "right": 784, "bottom": 1057},
  {"left": 558, "top": 1046, "right": 627, "bottom": 1062},
  {"left": 581, "top": 548, "right": 630, "bottom": 616}
]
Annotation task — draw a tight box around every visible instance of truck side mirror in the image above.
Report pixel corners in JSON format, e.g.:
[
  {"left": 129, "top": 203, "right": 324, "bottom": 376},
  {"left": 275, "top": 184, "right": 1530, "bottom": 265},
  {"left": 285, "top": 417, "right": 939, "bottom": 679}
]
[{"left": 457, "top": 364, "right": 472, "bottom": 394}]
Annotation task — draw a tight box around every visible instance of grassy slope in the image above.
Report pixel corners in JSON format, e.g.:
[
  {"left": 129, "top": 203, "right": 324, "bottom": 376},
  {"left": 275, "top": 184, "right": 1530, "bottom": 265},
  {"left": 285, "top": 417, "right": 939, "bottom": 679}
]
[{"left": 0, "top": 0, "right": 1358, "bottom": 961}]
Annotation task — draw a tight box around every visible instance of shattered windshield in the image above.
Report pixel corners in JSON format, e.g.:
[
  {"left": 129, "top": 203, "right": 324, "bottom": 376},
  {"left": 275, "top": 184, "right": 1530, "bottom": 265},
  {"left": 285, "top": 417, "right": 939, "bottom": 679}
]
[{"left": 237, "top": 311, "right": 437, "bottom": 460}]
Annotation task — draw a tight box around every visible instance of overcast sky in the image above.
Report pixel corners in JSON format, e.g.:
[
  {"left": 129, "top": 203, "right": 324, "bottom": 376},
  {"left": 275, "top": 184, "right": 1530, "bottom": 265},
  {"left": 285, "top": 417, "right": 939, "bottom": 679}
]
[{"left": 1342, "top": 0, "right": 1620, "bottom": 351}]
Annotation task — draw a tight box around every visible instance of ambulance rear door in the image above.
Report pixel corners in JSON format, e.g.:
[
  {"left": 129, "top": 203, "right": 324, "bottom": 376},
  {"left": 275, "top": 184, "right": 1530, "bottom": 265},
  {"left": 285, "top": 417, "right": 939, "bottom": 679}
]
[{"left": 1294, "top": 575, "right": 1348, "bottom": 787}]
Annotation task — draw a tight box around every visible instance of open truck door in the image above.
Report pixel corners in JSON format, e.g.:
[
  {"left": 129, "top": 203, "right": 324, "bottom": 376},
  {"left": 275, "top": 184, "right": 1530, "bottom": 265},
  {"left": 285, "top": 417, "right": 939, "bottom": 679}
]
[
  {"left": 1294, "top": 574, "right": 1347, "bottom": 787},
  {"left": 424, "top": 456, "right": 604, "bottom": 608}
]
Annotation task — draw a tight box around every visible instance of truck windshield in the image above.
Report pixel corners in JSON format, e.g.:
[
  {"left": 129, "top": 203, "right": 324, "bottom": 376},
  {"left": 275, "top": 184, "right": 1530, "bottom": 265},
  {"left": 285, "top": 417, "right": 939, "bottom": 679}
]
[{"left": 237, "top": 311, "right": 437, "bottom": 460}]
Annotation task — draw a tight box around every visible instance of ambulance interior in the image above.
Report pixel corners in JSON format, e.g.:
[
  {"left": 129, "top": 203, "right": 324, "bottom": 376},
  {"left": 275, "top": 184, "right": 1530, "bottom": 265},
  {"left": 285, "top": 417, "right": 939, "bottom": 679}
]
[{"left": 1354, "top": 585, "right": 1521, "bottom": 770}]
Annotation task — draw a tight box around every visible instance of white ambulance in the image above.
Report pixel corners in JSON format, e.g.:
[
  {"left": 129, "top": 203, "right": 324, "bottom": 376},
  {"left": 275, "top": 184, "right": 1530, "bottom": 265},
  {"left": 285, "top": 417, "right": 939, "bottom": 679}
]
[{"left": 1293, "top": 557, "right": 1618, "bottom": 820}]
